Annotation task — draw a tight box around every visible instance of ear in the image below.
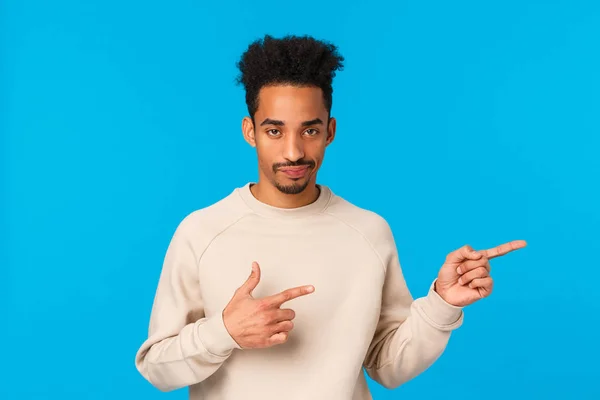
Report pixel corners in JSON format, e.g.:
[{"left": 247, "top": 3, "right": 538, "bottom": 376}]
[
  {"left": 242, "top": 116, "right": 256, "bottom": 147},
  {"left": 325, "top": 117, "right": 336, "bottom": 146}
]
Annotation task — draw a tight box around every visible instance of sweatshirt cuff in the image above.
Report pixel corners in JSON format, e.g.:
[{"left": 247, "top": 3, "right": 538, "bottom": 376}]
[
  {"left": 196, "top": 308, "right": 242, "bottom": 357},
  {"left": 415, "top": 280, "right": 464, "bottom": 331}
]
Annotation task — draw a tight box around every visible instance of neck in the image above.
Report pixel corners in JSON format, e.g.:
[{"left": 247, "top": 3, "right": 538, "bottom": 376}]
[{"left": 250, "top": 180, "right": 321, "bottom": 209}]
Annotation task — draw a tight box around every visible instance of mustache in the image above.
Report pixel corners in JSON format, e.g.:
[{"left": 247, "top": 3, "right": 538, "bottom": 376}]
[{"left": 272, "top": 160, "right": 315, "bottom": 173}]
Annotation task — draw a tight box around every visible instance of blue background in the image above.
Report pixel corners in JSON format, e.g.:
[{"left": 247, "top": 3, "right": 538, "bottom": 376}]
[{"left": 2, "top": 0, "right": 599, "bottom": 399}]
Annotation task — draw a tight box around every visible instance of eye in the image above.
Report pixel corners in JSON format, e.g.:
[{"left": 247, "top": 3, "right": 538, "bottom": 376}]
[
  {"left": 304, "top": 128, "right": 319, "bottom": 136},
  {"left": 267, "top": 129, "right": 281, "bottom": 136}
]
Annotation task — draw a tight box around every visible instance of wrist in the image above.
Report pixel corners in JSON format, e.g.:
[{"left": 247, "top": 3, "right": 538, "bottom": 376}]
[
  {"left": 434, "top": 279, "right": 449, "bottom": 301},
  {"left": 413, "top": 281, "right": 464, "bottom": 330}
]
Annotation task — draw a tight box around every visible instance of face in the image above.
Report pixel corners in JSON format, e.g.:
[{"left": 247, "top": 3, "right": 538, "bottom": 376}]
[{"left": 242, "top": 85, "right": 336, "bottom": 195}]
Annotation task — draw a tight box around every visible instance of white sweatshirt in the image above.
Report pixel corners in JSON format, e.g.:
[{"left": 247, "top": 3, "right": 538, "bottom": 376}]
[{"left": 135, "top": 182, "right": 464, "bottom": 399}]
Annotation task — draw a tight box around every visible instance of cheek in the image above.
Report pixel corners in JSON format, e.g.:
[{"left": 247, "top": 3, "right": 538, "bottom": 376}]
[
  {"left": 256, "top": 148, "right": 275, "bottom": 173},
  {"left": 309, "top": 145, "right": 326, "bottom": 165}
]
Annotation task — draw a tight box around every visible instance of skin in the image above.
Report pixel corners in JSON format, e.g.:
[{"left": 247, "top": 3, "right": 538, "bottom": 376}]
[
  {"left": 223, "top": 262, "right": 315, "bottom": 349},
  {"left": 241, "top": 85, "right": 336, "bottom": 209},
  {"left": 222, "top": 83, "right": 527, "bottom": 348},
  {"left": 435, "top": 240, "right": 527, "bottom": 307}
]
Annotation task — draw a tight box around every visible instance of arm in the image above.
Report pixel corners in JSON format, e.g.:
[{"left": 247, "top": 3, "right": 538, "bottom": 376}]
[
  {"left": 134, "top": 218, "right": 241, "bottom": 392},
  {"left": 363, "top": 230, "right": 463, "bottom": 389}
]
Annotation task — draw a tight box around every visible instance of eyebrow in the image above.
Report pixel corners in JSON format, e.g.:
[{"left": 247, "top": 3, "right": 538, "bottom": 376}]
[{"left": 260, "top": 118, "right": 324, "bottom": 127}]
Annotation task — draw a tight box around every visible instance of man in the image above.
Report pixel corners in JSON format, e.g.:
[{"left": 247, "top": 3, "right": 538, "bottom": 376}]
[{"left": 135, "top": 34, "right": 526, "bottom": 399}]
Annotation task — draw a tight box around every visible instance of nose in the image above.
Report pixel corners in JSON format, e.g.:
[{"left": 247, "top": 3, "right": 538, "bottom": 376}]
[{"left": 282, "top": 134, "right": 305, "bottom": 162}]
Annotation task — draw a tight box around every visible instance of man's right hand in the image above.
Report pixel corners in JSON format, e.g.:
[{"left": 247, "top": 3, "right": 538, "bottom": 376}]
[{"left": 222, "top": 261, "right": 315, "bottom": 349}]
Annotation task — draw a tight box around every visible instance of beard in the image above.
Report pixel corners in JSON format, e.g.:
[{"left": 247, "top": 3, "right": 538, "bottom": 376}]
[
  {"left": 273, "top": 178, "right": 311, "bottom": 195},
  {"left": 270, "top": 159, "right": 316, "bottom": 195}
]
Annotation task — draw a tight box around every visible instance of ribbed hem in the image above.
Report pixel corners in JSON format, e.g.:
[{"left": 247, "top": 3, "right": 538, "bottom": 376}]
[
  {"left": 414, "top": 280, "right": 464, "bottom": 331},
  {"left": 196, "top": 308, "right": 242, "bottom": 357}
]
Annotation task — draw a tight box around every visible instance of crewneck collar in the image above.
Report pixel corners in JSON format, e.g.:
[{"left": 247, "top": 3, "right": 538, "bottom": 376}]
[{"left": 237, "top": 182, "right": 332, "bottom": 219}]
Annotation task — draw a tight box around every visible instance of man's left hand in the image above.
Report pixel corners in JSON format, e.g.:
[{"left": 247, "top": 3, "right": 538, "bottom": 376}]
[{"left": 434, "top": 240, "right": 527, "bottom": 307}]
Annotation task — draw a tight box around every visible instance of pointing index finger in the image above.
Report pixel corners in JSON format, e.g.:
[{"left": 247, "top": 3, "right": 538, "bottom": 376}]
[
  {"left": 263, "top": 285, "right": 315, "bottom": 307},
  {"left": 480, "top": 240, "right": 527, "bottom": 259}
]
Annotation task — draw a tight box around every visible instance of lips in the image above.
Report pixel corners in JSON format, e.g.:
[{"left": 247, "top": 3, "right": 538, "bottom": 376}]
[{"left": 279, "top": 166, "right": 309, "bottom": 178}]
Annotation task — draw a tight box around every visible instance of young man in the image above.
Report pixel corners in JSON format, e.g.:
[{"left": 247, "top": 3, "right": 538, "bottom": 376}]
[{"left": 135, "top": 35, "right": 526, "bottom": 399}]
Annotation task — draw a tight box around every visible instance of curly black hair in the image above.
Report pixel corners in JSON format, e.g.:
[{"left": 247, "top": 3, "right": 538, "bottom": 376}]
[{"left": 236, "top": 34, "right": 345, "bottom": 120}]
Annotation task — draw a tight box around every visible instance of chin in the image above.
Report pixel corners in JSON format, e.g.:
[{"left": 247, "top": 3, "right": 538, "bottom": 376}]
[{"left": 273, "top": 177, "right": 310, "bottom": 195}]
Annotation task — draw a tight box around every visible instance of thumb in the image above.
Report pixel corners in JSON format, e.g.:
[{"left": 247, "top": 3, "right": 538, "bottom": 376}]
[{"left": 240, "top": 261, "right": 261, "bottom": 296}]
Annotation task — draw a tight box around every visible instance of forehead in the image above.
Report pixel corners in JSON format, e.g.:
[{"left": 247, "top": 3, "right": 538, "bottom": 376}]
[{"left": 256, "top": 85, "right": 327, "bottom": 120}]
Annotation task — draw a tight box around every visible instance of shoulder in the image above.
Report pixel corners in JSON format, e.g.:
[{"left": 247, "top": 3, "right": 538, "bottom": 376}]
[
  {"left": 170, "top": 187, "right": 253, "bottom": 251},
  {"left": 325, "top": 192, "right": 393, "bottom": 239},
  {"left": 324, "top": 191, "right": 397, "bottom": 262}
]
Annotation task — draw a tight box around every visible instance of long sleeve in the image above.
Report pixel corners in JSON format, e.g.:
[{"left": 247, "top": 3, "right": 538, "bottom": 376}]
[
  {"left": 363, "top": 230, "right": 464, "bottom": 389},
  {"left": 134, "top": 218, "right": 241, "bottom": 392}
]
